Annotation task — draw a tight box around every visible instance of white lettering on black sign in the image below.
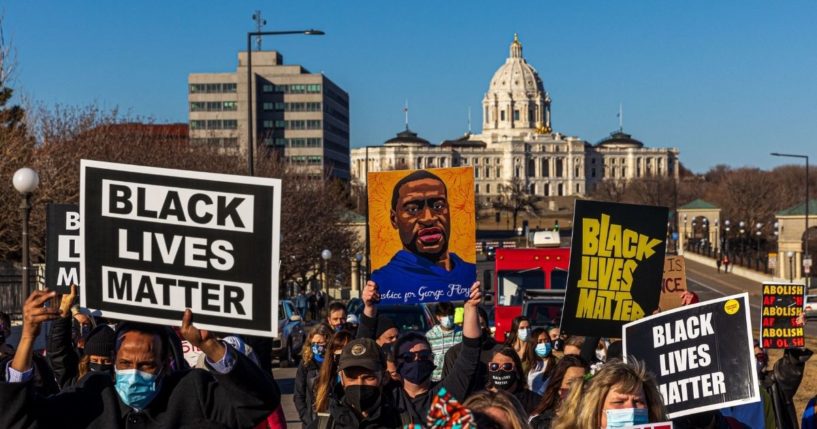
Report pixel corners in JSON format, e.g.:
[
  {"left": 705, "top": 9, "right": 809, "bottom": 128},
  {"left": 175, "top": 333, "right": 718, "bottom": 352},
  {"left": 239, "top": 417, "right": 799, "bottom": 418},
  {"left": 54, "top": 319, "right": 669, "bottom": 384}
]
[
  {"left": 101, "top": 180, "right": 254, "bottom": 232},
  {"left": 81, "top": 160, "right": 281, "bottom": 337},
  {"left": 622, "top": 293, "right": 758, "bottom": 419}
]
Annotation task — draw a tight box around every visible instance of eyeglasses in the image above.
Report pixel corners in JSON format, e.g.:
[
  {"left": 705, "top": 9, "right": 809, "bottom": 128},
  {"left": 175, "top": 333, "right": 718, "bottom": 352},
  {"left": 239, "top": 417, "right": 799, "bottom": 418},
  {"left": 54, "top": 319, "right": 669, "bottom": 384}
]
[
  {"left": 399, "top": 350, "right": 433, "bottom": 362},
  {"left": 488, "top": 362, "right": 515, "bottom": 372}
]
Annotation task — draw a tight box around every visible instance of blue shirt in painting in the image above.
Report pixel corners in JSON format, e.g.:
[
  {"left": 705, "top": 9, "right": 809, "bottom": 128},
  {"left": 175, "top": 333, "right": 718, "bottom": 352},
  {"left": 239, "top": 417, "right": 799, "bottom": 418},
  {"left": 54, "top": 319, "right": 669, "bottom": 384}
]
[{"left": 372, "top": 250, "right": 476, "bottom": 304}]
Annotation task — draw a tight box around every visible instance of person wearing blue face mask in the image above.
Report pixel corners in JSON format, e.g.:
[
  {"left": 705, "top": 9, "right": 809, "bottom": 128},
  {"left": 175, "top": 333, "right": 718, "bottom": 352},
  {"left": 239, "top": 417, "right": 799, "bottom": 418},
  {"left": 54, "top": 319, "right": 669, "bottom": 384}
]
[
  {"left": 526, "top": 328, "right": 556, "bottom": 396},
  {"left": 426, "top": 302, "right": 462, "bottom": 382},
  {"left": 295, "top": 324, "right": 332, "bottom": 427},
  {"left": 1, "top": 289, "right": 281, "bottom": 428},
  {"left": 551, "top": 359, "right": 666, "bottom": 429}
]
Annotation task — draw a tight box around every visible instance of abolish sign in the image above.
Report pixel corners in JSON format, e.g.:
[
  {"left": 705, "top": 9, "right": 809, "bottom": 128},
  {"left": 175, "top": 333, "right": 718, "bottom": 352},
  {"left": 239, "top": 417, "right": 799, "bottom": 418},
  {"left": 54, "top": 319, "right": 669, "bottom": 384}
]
[
  {"left": 80, "top": 160, "right": 281, "bottom": 337},
  {"left": 623, "top": 293, "right": 759, "bottom": 418},
  {"left": 760, "top": 282, "right": 805, "bottom": 348}
]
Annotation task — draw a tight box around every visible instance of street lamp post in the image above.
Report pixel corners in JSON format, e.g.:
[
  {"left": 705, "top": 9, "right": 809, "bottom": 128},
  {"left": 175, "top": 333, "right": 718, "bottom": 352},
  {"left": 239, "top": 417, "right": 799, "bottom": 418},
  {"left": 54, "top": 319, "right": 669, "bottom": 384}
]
[
  {"left": 13, "top": 168, "right": 39, "bottom": 297},
  {"left": 787, "top": 251, "right": 795, "bottom": 283},
  {"left": 246, "top": 29, "right": 325, "bottom": 176},
  {"left": 771, "top": 152, "right": 809, "bottom": 287},
  {"left": 354, "top": 252, "right": 363, "bottom": 293},
  {"left": 321, "top": 248, "right": 332, "bottom": 296},
  {"left": 755, "top": 222, "right": 763, "bottom": 271}
]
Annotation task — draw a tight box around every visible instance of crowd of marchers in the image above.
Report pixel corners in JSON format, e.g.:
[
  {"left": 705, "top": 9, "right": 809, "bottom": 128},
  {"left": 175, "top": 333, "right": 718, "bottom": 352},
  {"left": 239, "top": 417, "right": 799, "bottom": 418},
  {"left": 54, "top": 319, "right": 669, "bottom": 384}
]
[{"left": 1, "top": 282, "right": 816, "bottom": 429}]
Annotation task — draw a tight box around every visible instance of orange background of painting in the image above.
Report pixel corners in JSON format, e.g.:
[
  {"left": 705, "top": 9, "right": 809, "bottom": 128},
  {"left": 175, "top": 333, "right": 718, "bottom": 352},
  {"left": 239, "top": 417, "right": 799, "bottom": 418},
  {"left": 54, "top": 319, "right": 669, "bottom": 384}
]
[{"left": 368, "top": 167, "right": 476, "bottom": 270}]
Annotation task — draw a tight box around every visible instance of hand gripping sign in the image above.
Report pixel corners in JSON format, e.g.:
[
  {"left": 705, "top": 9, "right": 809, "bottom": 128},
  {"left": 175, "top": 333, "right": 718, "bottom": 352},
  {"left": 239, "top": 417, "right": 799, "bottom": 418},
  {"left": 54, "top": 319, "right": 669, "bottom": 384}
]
[
  {"left": 623, "top": 293, "right": 759, "bottom": 419},
  {"left": 367, "top": 166, "right": 476, "bottom": 305},
  {"left": 80, "top": 160, "right": 281, "bottom": 337}
]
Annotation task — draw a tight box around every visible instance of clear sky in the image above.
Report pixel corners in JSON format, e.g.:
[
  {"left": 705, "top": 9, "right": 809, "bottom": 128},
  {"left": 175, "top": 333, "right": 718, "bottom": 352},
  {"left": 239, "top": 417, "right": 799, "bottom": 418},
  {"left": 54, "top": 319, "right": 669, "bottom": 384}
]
[{"left": 4, "top": 1, "right": 816, "bottom": 173}]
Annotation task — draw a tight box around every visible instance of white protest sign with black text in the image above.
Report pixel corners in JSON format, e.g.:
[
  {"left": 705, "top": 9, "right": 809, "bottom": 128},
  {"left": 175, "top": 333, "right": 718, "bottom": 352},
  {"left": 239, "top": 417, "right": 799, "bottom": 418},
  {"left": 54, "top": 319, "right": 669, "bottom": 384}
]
[
  {"left": 622, "top": 293, "right": 759, "bottom": 419},
  {"left": 45, "top": 204, "right": 81, "bottom": 294},
  {"left": 80, "top": 160, "right": 281, "bottom": 337}
]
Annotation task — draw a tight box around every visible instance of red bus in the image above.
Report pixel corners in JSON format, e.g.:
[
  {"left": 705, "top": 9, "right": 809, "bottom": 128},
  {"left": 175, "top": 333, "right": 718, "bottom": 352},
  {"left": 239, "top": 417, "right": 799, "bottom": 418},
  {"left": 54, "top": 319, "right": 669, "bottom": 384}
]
[{"left": 493, "top": 246, "right": 570, "bottom": 342}]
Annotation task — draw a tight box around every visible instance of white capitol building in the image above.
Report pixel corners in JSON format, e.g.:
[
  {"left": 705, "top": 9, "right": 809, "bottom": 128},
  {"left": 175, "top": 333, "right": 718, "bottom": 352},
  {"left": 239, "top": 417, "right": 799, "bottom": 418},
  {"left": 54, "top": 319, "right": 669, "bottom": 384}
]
[{"left": 351, "top": 34, "right": 679, "bottom": 202}]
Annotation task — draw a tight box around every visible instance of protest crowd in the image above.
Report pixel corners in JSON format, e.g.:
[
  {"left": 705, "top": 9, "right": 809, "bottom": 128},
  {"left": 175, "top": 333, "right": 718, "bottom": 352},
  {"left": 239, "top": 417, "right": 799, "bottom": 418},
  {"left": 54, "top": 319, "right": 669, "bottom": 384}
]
[
  {"left": 0, "top": 279, "right": 815, "bottom": 429},
  {"left": 0, "top": 163, "right": 816, "bottom": 429}
]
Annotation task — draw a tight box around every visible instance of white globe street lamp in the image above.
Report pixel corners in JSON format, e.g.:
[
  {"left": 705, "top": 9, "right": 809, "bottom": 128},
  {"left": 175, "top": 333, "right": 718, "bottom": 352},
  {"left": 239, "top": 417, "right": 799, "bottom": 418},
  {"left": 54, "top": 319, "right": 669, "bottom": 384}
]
[{"left": 13, "top": 167, "right": 40, "bottom": 296}]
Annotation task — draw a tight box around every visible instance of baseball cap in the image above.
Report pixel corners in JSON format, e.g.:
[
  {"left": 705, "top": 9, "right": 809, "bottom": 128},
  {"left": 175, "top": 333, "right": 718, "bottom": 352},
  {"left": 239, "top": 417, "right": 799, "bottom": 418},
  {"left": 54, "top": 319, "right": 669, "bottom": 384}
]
[{"left": 338, "top": 338, "right": 385, "bottom": 372}]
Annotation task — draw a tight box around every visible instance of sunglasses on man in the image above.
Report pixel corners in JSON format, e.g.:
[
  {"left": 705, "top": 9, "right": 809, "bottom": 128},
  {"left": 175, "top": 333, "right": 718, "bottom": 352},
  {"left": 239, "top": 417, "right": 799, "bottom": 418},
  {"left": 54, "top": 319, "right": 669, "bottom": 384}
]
[{"left": 399, "top": 350, "right": 433, "bottom": 362}]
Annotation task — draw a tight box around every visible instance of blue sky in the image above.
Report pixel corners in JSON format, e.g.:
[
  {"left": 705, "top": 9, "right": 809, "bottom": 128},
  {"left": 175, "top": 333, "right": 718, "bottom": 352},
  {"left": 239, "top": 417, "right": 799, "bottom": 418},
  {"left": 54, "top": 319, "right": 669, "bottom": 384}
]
[{"left": 4, "top": 1, "right": 816, "bottom": 173}]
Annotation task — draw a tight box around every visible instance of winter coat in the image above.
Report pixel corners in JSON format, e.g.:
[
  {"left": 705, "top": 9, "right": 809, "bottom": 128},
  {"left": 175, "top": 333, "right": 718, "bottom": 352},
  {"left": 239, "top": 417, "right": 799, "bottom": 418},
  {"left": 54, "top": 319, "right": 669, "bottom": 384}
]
[
  {"left": 0, "top": 348, "right": 280, "bottom": 429},
  {"left": 294, "top": 359, "right": 321, "bottom": 426}
]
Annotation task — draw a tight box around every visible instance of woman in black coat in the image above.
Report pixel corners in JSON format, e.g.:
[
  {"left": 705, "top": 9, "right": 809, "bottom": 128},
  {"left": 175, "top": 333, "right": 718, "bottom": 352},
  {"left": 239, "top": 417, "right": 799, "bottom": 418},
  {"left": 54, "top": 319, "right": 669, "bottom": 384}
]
[{"left": 294, "top": 324, "right": 332, "bottom": 427}]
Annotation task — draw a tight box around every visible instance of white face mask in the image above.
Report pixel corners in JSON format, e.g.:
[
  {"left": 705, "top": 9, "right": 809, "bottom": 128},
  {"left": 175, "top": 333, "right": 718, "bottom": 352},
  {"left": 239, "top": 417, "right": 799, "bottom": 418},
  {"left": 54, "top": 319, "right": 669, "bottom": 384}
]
[
  {"left": 596, "top": 349, "right": 607, "bottom": 362},
  {"left": 440, "top": 316, "right": 454, "bottom": 330},
  {"left": 517, "top": 328, "right": 529, "bottom": 341}
]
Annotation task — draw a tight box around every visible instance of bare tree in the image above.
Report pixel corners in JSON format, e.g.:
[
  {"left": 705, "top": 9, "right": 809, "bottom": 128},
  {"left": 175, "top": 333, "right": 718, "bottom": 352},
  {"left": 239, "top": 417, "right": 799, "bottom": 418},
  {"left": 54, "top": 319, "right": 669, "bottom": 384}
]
[{"left": 493, "top": 177, "right": 541, "bottom": 230}]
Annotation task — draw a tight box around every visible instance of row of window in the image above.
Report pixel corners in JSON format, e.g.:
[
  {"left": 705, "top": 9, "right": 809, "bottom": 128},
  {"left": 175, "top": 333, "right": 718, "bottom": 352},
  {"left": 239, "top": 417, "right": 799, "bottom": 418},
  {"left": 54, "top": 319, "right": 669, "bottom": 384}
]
[
  {"left": 261, "top": 83, "right": 322, "bottom": 94},
  {"left": 287, "top": 155, "right": 323, "bottom": 165},
  {"left": 270, "top": 138, "right": 323, "bottom": 148},
  {"left": 474, "top": 182, "right": 580, "bottom": 196},
  {"left": 189, "top": 83, "right": 237, "bottom": 93},
  {"left": 190, "top": 120, "right": 238, "bottom": 130},
  {"left": 191, "top": 137, "right": 239, "bottom": 148},
  {"left": 262, "top": 119, "right": 322, "bottom": 130},
  {"left": 190, "top": 101, "right": 238, "bottom": 112},
  {"left": 262, "top": 102, "right": 322, "bottom": 112}
]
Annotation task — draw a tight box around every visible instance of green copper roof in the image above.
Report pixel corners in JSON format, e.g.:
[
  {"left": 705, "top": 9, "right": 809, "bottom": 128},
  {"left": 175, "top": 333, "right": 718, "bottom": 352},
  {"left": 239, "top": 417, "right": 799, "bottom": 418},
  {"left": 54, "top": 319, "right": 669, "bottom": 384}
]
[
  {"left": 679, "top": 199, "right": 719, "bottom": 210},
  {"left": 776, "top": 199, "right": 817, "bottom": 216}
]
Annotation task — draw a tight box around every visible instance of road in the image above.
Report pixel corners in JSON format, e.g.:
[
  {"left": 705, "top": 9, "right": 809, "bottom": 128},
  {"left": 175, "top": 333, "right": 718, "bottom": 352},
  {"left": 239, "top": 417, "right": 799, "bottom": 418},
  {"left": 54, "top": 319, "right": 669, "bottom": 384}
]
[
  {"left": 683, "top": 256, "right": 817, "bottom": 338},
  {"left": 273, "top": 366, "right": 302, "bottom": 429}
]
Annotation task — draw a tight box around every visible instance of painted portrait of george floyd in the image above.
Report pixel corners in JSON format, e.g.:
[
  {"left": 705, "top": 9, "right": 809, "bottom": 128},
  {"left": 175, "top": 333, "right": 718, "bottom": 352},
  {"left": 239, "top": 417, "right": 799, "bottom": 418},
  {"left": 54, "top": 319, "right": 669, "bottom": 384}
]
[{"left": 367, "top": 166, "right": 476, "bottom": 305}]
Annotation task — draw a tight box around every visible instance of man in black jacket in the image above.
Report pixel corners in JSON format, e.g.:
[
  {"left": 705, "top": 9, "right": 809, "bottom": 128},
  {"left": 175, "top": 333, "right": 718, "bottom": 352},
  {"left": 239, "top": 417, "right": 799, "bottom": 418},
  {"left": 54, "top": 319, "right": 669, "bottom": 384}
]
[
  {"left": 356, "top": 280, "right": 483, "bottom": 423},
  {"left": 309, "top": 337, "right": 403, "bottom": 429},
  {"left": 1, "top": 289, "right": 280, "bottom": 429}
]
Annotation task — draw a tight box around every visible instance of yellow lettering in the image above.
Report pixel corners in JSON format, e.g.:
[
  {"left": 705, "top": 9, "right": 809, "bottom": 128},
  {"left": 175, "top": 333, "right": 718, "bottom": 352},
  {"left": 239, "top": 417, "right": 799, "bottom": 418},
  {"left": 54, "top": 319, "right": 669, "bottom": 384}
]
[
  {"left": 622, "top": 229, "right": 638, "bottom": 259},
  {"left": 607, "top": 223, "right": 622, "bottom": 258},
  {"left": 577, "top": 288, "right": 597, "bottom": 318},
  {"left": 598, "top": 214, "right": 611, "bottom": 257},
  {"left": 583, "top": 218, "right": 600, "bottom": 256},
  {"left": 578, "top": 256, "right": 596, "bottom": 288}
]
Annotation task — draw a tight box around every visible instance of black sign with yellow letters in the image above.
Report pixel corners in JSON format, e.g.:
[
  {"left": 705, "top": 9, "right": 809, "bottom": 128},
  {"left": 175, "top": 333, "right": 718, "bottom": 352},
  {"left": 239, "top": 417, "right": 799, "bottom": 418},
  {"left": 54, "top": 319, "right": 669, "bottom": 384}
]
[{"left": 559, "top": 200, "right": 668, "bottom": 338}]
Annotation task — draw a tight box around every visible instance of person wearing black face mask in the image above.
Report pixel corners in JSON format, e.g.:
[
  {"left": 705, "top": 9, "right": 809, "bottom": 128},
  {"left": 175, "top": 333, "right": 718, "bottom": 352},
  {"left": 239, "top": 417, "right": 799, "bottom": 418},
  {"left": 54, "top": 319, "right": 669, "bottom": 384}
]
[
  {"left": 309, "top": 338, "right": 402, "bottom": 429},
  {"left": 488, "top": 346, "right": 541, "bottom": 416},
  {"left": 441, "top": 306, "right": 503, "bottom": 394},
  {"left": 81, "top": 325, "right": 116, "bottom": 377},
  {"left": 356, "top": 280, "right": 484, "bottom": 424}
]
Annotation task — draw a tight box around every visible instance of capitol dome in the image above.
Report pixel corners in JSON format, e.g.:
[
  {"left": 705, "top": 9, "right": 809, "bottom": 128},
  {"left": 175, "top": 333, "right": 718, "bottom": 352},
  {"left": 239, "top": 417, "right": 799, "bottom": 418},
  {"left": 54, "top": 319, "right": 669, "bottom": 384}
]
[{"left": 482, "top": 34, "right": 551, "bottom": 135}]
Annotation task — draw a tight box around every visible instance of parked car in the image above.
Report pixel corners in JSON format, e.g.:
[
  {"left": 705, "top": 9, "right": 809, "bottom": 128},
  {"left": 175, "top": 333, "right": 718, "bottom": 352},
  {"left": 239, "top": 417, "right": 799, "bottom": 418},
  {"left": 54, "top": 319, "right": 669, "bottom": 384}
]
[
  {"left": 274, "top": 299, "right": 305, "bottom": 367},
  {"left": 346, "top": 298, "right": 434, "bottom": 335},
  {"left": 805, "top": 294, "right": 817, "bottom": 319}
]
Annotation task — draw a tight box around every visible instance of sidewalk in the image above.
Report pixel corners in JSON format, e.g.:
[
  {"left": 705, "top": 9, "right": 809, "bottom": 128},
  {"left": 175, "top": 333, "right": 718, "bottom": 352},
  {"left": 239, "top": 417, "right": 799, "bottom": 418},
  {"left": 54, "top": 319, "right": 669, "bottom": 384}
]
[{"left": 683, "top": 251, "right": 781, "bottom": 284}]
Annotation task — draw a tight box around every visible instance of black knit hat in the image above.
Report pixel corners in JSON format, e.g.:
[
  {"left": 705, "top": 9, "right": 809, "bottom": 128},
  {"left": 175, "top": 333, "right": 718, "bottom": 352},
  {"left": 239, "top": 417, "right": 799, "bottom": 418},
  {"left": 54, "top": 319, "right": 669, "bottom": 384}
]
[
  {"left": 83, "top": 325, "right": 115, "bottom": 358},
  {"left": 375, "top": 315, "right": 397, "bottom": 339}
]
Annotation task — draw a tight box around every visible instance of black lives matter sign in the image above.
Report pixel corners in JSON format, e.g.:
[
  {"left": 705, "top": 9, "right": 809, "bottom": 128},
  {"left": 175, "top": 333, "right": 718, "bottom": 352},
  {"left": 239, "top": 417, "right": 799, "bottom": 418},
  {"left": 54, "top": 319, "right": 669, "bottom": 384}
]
[
  {"left": 623, "top": 293, "right": 759, "bottom": 418},
  {"left": 760, "top": 282, "right": 805, "bottom": 349},
  {"left": 80, "top": 160, "right": 281, "bottom": 337},
  {"left": 45, "top": 204, "right": 81, "bottom": 294},
  {"left": 560, "top": 200, "right": 667, "bottom": 338}
]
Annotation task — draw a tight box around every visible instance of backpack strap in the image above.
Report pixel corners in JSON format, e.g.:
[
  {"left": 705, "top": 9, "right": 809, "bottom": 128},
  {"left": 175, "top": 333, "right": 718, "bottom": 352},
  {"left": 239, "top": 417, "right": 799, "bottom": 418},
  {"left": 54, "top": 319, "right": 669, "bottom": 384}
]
[{"left": 316, "top": 412, "right": 333, "bottom": 429}]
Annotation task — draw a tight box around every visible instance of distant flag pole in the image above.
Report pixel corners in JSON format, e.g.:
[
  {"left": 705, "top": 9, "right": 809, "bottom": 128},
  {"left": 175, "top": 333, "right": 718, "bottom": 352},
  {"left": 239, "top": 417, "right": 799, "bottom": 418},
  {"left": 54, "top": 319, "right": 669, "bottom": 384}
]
[
  {"left": 467, "top": 106, "right": 472, "bottom": 133},
  {"left": 618, "top": 103, "right": 623, "bottom": 132},
  {"left": 403, "top": 100, "right": 409, "bottom": 130}
]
